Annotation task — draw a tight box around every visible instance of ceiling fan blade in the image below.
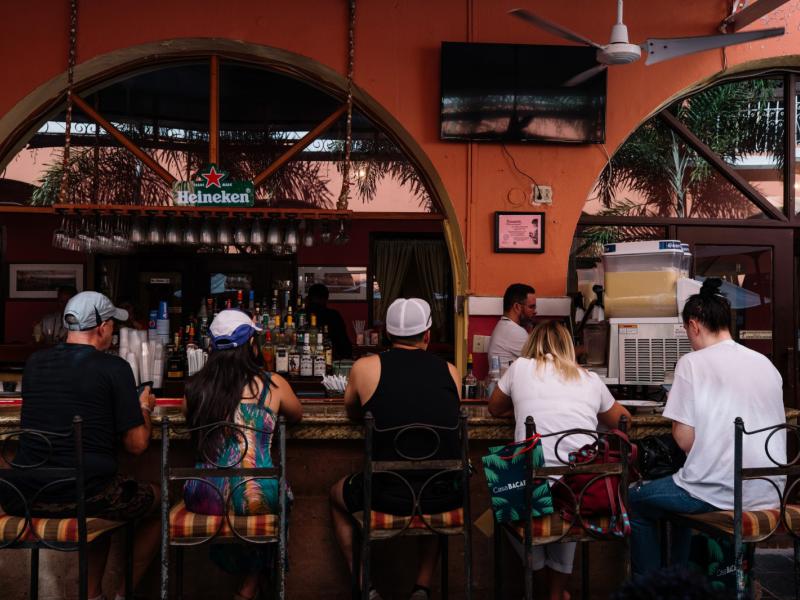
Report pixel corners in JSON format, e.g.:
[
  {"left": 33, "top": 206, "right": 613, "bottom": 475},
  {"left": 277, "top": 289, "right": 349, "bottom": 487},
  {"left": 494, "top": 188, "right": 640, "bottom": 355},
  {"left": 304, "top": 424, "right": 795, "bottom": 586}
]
[
  {"left": 508, "top": 8, "right": 603, "bottom": 49},
  {"left": 563, "top": 64, "right": 608, "bottom": 87},
  {"left": 644, "top": 27, "right": 784, "bottom": 66}
]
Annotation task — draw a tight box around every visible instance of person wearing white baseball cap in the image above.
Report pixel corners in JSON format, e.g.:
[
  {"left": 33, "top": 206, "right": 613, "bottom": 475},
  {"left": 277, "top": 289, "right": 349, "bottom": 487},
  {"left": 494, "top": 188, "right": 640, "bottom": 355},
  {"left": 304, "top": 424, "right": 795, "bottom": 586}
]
[
  {"left": 11, "top": 290, "right": 160, "bottom": 600},
  {"left": 184, "top": 309, "right": 302, "bottom": 600},
  {"left": 330, "top": 298, "right": 462, "bottom": 600}
]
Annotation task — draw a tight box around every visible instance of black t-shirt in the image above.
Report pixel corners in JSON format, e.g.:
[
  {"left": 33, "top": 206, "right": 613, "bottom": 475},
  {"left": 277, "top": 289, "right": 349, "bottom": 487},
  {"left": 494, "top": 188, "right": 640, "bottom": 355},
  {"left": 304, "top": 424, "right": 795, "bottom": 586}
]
[{"left": 15, "top": 343, "right": 143, "bottom": 499}]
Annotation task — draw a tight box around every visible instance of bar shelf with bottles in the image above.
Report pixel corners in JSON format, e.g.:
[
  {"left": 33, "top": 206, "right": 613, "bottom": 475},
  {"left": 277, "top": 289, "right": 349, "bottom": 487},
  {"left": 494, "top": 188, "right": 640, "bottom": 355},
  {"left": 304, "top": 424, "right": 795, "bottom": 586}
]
[{"left": 135, "top": 285, "right": 337, "bottom": 398}]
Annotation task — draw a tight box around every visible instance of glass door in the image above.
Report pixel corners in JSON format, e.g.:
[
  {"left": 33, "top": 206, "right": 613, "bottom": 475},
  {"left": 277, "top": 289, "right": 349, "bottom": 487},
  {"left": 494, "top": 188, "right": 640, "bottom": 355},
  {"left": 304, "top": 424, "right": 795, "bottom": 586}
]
[{"left": 676, "top": 227, "right": 794, "bottom": 406}]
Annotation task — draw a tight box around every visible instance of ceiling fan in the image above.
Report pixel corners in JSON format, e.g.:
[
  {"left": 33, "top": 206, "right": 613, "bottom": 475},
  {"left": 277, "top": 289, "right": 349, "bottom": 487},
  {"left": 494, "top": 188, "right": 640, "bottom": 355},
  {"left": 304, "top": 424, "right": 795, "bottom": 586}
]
[{"left": 509, "top": 0, "right": 785, "bottom": 86}]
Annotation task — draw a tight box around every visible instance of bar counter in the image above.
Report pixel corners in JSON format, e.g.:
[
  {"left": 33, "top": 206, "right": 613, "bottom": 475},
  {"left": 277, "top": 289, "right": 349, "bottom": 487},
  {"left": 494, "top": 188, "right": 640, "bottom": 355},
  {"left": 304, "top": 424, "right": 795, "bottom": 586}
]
[
  {"left": 2, "top": 396, "right": 799, "bottom": 599},
  {"left": 2, "top": 397, "right": 798, "bottom": 439}
]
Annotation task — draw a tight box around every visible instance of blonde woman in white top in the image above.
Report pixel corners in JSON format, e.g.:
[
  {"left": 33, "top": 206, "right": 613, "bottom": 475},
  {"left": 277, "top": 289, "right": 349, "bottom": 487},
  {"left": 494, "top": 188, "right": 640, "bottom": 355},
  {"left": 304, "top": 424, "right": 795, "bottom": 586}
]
[{"left": 489, "top": 320, "right": 629, "bottom": 600}]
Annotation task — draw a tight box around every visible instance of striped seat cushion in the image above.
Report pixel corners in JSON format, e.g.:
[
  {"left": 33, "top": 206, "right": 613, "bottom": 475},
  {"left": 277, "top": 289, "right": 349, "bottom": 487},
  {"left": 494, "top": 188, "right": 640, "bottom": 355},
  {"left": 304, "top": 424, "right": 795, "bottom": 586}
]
[
  {"left": 678, "top": 505, "right": 800, "bottom": 540},
  {"left": 351, "top": 508, "right": 464, "bottom": 531},
  {"left": 510, "top": 514, "right": 615, "bottom": 544},
  {"left": 0, "top": 512, "right": 124, "bottom": 544},
  {"left": 169, "top": 501, "right": 278, "bottom": 540}
]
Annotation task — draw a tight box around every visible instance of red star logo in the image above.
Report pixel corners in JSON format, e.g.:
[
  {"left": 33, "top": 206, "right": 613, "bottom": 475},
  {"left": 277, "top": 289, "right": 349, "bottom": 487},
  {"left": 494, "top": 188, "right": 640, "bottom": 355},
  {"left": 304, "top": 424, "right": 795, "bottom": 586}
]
[{"left": 201, "top": 166, "right": 224, "bottom": 188}]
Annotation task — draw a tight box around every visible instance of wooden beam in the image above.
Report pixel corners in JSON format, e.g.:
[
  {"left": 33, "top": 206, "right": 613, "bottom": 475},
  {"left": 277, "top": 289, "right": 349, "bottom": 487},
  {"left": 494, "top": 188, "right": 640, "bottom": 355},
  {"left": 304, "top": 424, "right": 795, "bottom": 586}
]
[
  {"left": 51, "top": 202, "right": 353, "bottom": 219},
  {"left": 578, "top": 215, "right": 794, "bottom": 228},
  {"left": 785, "top": 73, "right": 796, "bottom": 218},
  {"left": 722, "top": 0, "right": 791, "bottom": 32},
  {"left": 659, "top": 110, "right": 787, "bottom": 221},
  {"left": 253, "top": 104, "right": 347, "bottom": 188},
  {"left": 209, "top": 55, "right": 220, "bottom": 165},
  {"left": 71, "top": 94, "right": 177, "bottom": 186}
]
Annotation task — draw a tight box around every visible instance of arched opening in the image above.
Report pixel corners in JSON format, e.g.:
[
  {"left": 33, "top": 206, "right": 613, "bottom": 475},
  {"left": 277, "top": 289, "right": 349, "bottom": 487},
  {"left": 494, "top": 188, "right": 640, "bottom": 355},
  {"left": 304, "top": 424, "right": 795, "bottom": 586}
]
[
  {"left": 0, "top": 40, "right": 468, "bottom": 367},
  {"left": 568, "top": 66, "right": 800, "bottom": 405}
]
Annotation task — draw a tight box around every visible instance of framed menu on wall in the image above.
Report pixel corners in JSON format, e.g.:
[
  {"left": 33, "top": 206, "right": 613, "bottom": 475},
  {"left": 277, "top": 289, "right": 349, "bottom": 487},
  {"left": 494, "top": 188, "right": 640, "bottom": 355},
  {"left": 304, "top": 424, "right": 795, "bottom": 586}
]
[{"left": 494, "top": 212, "right": 545, "bottom": 253}]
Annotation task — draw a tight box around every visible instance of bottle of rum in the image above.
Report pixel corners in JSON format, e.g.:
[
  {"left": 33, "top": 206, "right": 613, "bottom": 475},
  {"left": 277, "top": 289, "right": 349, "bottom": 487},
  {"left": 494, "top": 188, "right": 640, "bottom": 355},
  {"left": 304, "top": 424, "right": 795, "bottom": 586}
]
[
  {"left": 288, "top": 332, "right": 301, "bottom": 378},
  {"left": 323, "top": 325, "right": 334, "bottom": 375},
  {"left": 462, "top": 353, "right": 478, "bottom": 399},
  {"left": 166, "top": 332, "right": 186, "bottom": 381},
  {"left": 313, "top": 332, "right": 326, "bottom": 377},
  {"left": 261, "top": 330, "right": 275, "bottom": 372},
  {"left": 300, "top": 333, "right": 313, "bottom": 376},
  {"left": 275, "top": 327, "right": 289, "bottom": 375}
]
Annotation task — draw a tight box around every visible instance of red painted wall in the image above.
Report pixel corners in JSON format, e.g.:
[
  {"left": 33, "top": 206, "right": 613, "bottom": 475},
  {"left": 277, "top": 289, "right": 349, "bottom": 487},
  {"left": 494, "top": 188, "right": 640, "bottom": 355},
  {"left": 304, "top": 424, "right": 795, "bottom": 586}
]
[
  {"left": 2, "top": 214, "right": 89, "bottom": 343},
  {"left": 297, "top": 218, "right": 442, "bottom": 342},
  {"left": 2, "top": 1, "right": 800, "bottom": 299},
  {"left": 0, "top": 215, "right": 441, "bottom": 344}
]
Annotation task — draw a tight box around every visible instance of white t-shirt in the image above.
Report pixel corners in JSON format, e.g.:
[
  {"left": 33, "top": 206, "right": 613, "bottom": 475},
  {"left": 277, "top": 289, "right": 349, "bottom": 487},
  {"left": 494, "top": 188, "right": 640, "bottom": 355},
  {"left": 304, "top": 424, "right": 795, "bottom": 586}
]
[
  {"left": 664, "top": 339, "right": 786, "bottom": 511},
  {"left": 488, "top": 317, "right": 529, "bottom": 368},
  {"left": 498, "top": 357, "right": 615, "bottom": 467}
]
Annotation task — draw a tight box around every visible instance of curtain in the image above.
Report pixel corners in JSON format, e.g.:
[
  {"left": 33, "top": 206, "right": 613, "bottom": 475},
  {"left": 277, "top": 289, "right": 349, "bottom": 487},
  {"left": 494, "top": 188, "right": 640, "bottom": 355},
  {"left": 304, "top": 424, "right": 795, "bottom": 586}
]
[
  {"left": 414, "top": 240, "right": 448, "bottom": 340},
  {"left": 375, "top": 239, "right": 414, "bottom": 321}
]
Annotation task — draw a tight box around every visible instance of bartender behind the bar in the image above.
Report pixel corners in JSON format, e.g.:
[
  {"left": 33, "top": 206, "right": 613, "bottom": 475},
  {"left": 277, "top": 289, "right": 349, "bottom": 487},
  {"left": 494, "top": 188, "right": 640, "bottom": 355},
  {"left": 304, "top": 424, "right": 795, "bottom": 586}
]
[
  {"left": 32, "top": 285, "right": 77, "bottom": 343},
  {"left": 307, "top": 283, "right": 353, "bottom": 359},
  {"left": 487, "top": 283, "right": 536, "bottom": 367}
]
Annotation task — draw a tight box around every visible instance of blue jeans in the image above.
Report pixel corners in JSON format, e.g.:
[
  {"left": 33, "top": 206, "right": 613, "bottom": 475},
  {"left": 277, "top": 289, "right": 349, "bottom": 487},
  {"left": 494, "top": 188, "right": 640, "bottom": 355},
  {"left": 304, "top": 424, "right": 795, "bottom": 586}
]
[{"left": 629, "top": 475, "right": 718, "bottom": 577}]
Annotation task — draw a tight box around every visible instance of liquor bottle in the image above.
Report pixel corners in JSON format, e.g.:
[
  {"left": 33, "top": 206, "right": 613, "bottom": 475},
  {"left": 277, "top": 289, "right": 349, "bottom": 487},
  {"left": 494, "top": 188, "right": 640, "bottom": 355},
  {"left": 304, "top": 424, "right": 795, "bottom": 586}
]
[
  {"left": 261, "top": 330, "right": 275, "bottom": 372},
  {"left": 308, "top": 313, "right": 319, "bottom": 339},
  {"left": 485, "top": 355, "right": 501, "bottom": 398},
  {"left": 271, "top": 314, "right": 282, "bottom": 344},
  {"left": 462, "top": 353, "right": 478, "bottom": 399},
  {"left": 323, "top": 325, "right": 334, "bottom": 375},
  {"left": 199, "top": 317, "right": 210, "bottom": 351},
  {"left": 313, "top": 332, "right": 326, "bottom": 377},
  {"left": 236, "top": 289, "right": 244, "bottom": 310},
  {"left": 300, "top": 333, "right": 313, "bottom": 376},
  {"left": 166, "top": 332, "right": 186, "bottom": 381},
  {"left": 284, "top": 312, "right": 295, "bottom": 348},
  {"left": 225, "top": 298, "right": 232, "bottom": 310},
  {"left": 295, "top": 296, "right": 306, "bottom": 334},
  {"left": 275, "top": 331, "right": 289, "bottom": 375},
  {"left": 288, "top": 330, "right": 301, "bottom": 378},
  {"left": 248, "top": 290, "right": 255, "bottom": 313}
]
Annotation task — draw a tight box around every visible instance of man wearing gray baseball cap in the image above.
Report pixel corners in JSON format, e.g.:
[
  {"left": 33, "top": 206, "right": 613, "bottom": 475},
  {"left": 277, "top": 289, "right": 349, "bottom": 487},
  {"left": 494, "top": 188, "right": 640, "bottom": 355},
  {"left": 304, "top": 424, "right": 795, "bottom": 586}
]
[
  {"left": 330, "top": 298, "right": 463, "bottom": 600},
  {"left": 9, "top": 291, "right": 160, "bottom": 600}
]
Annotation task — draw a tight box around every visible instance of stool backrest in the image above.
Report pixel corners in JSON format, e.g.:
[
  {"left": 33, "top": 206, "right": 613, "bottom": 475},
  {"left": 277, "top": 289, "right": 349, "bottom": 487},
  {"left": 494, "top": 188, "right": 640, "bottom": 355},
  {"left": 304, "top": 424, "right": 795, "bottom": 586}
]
[
  {"left": 522, "top": 416, "right": 633, "bottom": 541},
  {"left": 0, "top": 416, "right": 86, "bottom": 549},
  {"left": 160, "top": 415, "right": 287, "bottom": 545},
  {"left": 361, "top": 408, "right": 470, "bottom": 537},
  {"left": 733, "top": 417, "right": 800, "bottom": 541}
]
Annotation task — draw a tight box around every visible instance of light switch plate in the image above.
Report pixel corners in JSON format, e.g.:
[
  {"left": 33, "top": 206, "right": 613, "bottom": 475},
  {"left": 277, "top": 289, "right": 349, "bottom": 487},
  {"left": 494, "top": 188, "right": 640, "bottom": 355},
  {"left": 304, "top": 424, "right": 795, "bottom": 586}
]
[{"left": 472, "top": 335, "right": 489, "bottom": 353}]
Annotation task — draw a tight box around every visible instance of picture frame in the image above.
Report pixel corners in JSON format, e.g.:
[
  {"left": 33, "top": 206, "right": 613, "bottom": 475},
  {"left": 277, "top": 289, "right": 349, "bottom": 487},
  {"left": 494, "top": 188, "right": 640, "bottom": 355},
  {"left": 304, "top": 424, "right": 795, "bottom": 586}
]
[
  {"left": 9, "top": 263, "right": 84, "bottom": 299},
  {"left": 297, "top": 266, "right": 367, "bottom": 302},
  {"left": 494, "top": 211, "right": 545, "bottom": 253}
]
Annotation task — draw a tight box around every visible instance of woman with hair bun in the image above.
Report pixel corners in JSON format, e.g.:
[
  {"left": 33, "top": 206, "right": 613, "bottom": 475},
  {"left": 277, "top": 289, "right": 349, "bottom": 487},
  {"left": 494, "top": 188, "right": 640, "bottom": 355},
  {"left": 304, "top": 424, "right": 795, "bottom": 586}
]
[{"left": 629, "top": 278, "right": 786, "bottom": 578}]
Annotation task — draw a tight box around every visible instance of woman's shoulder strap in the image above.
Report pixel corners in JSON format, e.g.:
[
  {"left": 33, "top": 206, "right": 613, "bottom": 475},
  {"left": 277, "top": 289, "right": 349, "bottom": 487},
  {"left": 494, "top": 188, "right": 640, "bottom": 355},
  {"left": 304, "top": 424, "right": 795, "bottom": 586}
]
[{"left": 258, "top": 370, "right": 273, "bottom": 407}]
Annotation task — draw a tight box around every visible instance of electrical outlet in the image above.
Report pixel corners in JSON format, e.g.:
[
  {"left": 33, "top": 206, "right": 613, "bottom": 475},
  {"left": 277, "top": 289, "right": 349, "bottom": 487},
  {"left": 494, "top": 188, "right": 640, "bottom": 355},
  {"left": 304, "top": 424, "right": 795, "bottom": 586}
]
[
  {"left": 472, "top": 335, "right": 489, "bottom": 353},
  {"left": 532, "top": 185, "right": 553, "bottom": 205}
]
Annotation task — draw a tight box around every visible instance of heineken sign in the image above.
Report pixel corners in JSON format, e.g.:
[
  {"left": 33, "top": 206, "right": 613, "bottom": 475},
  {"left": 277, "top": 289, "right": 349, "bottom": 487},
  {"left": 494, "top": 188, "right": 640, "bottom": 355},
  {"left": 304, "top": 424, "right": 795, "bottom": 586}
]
[{"left": 173, "top": 164, "right": 254, "bottom": 207}]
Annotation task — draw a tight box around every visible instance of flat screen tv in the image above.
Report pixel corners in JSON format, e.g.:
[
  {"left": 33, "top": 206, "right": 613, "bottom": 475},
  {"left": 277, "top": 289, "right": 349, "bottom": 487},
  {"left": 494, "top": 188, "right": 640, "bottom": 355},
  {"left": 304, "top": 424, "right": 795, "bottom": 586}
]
[{"left": 440, "top": 42, "right": 607, "bottom": 143}]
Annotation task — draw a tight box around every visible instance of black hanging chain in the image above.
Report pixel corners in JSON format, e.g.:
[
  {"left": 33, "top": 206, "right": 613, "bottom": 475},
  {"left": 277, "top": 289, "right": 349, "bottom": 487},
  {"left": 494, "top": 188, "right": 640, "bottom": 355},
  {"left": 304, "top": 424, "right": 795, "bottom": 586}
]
[
  {"left": 58, "top": 0, "right": 78, "bottom": 204},
  {"left": 337, "top": 0, "right": 356, "bottom": 210}
]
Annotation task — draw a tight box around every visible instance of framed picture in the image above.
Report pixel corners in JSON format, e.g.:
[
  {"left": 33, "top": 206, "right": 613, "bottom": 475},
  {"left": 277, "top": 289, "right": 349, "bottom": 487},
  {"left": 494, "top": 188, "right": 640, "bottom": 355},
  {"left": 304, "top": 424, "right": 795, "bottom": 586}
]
[
  {"left": 297, "top": 266, "right": 368, "bottom": 301},
  {"left": 494, "top": 211, "right": 545, "bottom": 253},
  {"left": 9, "top": 263, "right": 84, "bottom": 299}
]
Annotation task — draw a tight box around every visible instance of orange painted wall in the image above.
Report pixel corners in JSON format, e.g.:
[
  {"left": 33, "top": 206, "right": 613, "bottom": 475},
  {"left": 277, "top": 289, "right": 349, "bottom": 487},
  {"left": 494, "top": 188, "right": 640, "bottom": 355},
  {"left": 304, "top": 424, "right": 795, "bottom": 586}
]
[{"left": 2, "top": 0, "right": 800, "bottom": 296}]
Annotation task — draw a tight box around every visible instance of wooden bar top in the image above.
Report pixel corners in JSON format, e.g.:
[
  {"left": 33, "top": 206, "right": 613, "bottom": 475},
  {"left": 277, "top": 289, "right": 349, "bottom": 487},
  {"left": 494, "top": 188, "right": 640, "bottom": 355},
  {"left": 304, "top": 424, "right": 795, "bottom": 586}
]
[{"left": 1, "top": 396, "right": 797, "bottom": 441}]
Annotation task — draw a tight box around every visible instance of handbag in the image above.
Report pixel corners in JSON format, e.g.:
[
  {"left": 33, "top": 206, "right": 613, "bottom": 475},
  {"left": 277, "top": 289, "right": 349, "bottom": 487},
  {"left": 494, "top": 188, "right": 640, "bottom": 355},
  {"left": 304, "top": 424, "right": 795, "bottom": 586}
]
[
  {"left": 637, "top": 434, "right": 686, "bottom": 480},
  {"left": 551, "top": 430, "right": 637, "bottom": 537},
  {"left": 482, "top": 435, "right": 554, "bottom": 523}
]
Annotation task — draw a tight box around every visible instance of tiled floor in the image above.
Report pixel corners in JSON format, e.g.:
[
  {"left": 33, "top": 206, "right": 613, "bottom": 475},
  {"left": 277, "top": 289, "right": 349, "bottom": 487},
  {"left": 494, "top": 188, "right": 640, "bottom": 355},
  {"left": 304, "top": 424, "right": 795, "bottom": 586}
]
[{"left": 754, "top": 548, "right": 798, "bottom": 600}]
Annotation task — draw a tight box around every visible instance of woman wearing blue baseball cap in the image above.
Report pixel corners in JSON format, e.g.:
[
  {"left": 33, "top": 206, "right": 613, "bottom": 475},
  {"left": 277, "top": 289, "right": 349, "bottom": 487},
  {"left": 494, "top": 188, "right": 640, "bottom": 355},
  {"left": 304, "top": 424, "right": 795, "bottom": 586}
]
[{"left": 183, "top": 309, "right": 302, "bottom": 600}]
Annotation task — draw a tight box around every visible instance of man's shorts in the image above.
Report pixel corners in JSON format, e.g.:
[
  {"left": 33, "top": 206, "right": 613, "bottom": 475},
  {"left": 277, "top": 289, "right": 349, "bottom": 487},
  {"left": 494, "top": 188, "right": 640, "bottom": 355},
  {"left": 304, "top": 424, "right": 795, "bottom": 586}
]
[
  {"left": 5, "top": 473, "right": 156, "bottom": 521},
  {"left": 342, "top": 471, "right": 462, "bottom": 516}
]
